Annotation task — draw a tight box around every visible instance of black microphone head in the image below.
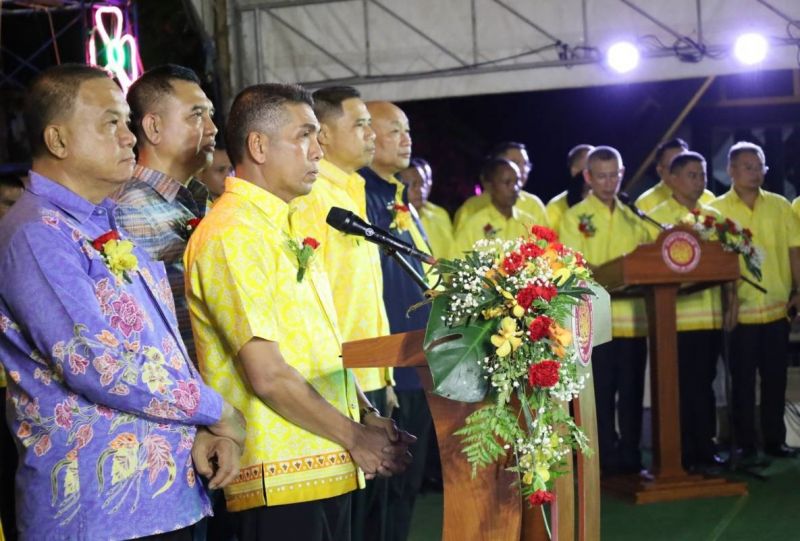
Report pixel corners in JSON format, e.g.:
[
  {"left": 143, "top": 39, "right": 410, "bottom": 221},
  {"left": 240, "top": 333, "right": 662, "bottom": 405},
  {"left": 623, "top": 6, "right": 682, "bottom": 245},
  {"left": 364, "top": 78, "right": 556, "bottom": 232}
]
[
  {"left": 617, "top": 192, "right": 632, "bottom": 205},
  {"left": 326, "top": 207, "right": 352, "bottom": 229}
]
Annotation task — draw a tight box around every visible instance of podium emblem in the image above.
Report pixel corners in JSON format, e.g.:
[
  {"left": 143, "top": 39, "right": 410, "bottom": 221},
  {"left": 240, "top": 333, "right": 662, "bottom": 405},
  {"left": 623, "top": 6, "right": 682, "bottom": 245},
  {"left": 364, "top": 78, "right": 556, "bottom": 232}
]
[
  {"left": 661, "top": 230, "right": 701, "bottom": 273},
  {"left": 573, "top": 284, "right": 593, "bottom": 366}
]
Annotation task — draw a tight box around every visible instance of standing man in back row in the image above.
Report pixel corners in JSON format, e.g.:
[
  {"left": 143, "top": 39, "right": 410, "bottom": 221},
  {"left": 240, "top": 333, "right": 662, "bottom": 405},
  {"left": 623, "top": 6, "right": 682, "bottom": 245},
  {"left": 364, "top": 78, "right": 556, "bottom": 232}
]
[{"left": 360, "top": 101, "right": 434, "bottom": 541}]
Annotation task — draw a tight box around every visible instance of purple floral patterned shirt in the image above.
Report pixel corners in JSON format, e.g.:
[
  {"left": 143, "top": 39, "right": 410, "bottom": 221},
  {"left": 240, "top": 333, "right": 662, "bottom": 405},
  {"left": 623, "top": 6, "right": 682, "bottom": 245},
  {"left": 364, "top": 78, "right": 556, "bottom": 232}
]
[{"left": 0, "top": 173, "right": 224, "bottom": 540}]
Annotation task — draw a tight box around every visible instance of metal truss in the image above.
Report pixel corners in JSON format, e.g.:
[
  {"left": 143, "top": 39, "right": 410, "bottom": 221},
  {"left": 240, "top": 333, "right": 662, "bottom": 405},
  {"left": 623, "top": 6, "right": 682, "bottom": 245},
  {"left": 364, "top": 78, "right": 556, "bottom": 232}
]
[{"left": 232, "top": 0, "right": 800, "bottom": 88}]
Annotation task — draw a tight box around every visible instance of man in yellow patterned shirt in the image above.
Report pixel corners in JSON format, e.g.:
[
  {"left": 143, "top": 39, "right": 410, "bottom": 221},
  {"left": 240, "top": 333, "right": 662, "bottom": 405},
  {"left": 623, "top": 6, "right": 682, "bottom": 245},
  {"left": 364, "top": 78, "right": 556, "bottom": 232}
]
[
  {"left": 292, "top": 85, "right": 396, "bottom": 541},
  {"left": 398, "top": 158, "right": 454, "bottom": 259},
  {"left": 454, "top": 158, "right": 537, "bottom": 255},
  {"left": 185, "top": 84, "right": 413, "bottom": 540},
  {"left": 453, "top": 141, "right": 547, "bottom": 230},
  {"left": 710, "top": 141, "right": 800, "bottom": 460},
  {"left": 645, "top": 152, "right": 729, "bottom": 472},
  {"left": 635, "top": 138, "right": 715, "bottom": 213},
  {"left": 559, "top": 146, "right": 650, "bottom": 475}
]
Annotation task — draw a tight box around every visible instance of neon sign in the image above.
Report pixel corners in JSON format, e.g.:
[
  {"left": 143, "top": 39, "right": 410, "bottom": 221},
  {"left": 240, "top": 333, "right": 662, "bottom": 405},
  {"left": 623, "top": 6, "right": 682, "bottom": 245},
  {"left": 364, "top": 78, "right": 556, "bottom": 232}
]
[{"left": 87, "top": 5, "right": 142, "bottom": 93}]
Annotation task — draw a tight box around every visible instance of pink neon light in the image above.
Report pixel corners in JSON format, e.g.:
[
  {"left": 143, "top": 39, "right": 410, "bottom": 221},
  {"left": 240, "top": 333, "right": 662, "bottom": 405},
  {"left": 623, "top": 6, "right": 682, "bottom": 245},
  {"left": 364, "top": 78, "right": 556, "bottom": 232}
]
[{"left": 87, "top": 5, "right": 142, "bottom": 93}]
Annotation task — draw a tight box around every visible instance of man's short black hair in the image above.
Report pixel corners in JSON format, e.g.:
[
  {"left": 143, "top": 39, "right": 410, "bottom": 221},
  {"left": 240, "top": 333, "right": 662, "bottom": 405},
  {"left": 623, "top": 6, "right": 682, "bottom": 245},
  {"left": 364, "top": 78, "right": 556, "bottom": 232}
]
[
  {"left": 669, "top": 151, "right": 706, "bottom": 175},
  {"left": 655, "top": 137, "right": 689, "bottom": 164},
  {"left": 0, "top": 176, "right": 24, "bottom": 189},
  {"left": 127, "top": 64, "right": 202, "bottom": 139},
  {"left": 481, "top": 158, "right": 518, "bottom": 183},
  {"left": 586, "top": 146, "right": 623, "bottom": 170},
  {"left": 226, "top": 83, "right": 314, "bottom": 166},
  {"left": 487, "top": 141, "right": 526, "bottom": 160},
  {"left": 312, "top": 86, "right": 361, "bottom": 124},
  {"left": 24, "top": 64, "right": 110, "bottom": 158}
]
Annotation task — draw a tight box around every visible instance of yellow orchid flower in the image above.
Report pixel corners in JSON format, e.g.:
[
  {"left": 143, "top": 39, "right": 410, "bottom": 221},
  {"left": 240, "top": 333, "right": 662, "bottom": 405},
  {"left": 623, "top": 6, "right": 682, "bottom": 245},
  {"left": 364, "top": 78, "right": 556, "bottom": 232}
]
[
  {"left": 102, "top": 240, "right": 138, "bottom": 281},
  {"left": 490, "top": 317, "right": 523, "bottom": 357},
  {"left": 498, "top": 287, "right": 526, "bottom": 318},
  {"left": 549, "top": 322, "right": 573, "bottom": 358},
  {"left": 522, "top": 470, "right": 534, "bottom": 485},
  {"left": 481, "top": 305, "right": 505, "bottom": 319},
  {"left": 535, "top": 463, "right": 551, "bottom": 483},
  {"left": 552, "top": 267, "right": 571, "bottom": 286}
]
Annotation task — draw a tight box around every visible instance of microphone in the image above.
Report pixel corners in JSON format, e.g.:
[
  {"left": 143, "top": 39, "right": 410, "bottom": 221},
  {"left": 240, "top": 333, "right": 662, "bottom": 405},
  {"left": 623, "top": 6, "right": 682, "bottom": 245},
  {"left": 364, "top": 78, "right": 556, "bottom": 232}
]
[
  {"left": 618, "top": 192, "right": 668, "bottom": 231},
  {"left": 326, "top": 207, "right": 436, "bottom": 265}
]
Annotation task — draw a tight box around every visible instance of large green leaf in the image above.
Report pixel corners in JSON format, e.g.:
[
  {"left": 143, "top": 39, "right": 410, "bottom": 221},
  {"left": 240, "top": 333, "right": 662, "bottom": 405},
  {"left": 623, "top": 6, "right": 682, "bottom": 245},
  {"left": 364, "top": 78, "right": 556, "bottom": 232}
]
[{"left": 424, "top": 295, "right": 493, "bottom": 402}]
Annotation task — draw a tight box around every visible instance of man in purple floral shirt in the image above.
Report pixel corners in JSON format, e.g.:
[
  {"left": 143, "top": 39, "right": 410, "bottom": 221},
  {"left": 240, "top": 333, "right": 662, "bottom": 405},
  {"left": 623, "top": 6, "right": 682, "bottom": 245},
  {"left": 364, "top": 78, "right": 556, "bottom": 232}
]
[{"left": 0, "top": 65, "right": 245, "bottom": 541}]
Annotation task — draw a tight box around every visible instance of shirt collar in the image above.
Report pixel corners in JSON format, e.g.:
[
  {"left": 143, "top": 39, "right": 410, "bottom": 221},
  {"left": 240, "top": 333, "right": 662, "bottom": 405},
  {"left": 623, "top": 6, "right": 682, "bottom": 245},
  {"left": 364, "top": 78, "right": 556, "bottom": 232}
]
[
  {"left": 318, "top": 159, "right": 364, "bottom": 190},
  {"left": 726, "top": 187, "right": 765, "bottom": 207},
  {"left": 133, "top": 163, "right": 200, "bottom": 203},
  {"left": 27, "top": 170, "right": 116, "bottom": 224},
  {"left": 224, "top": 176, "right": 290, "bottom": 226}
]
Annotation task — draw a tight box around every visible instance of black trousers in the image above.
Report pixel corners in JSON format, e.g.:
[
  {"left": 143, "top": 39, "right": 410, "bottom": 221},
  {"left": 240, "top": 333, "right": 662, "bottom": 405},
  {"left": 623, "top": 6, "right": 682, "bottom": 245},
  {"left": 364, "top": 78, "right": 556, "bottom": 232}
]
[
  {"left": 352, "top": 389, "right": 389, "bottom": 541},
  {"left": 136, "top": 525, "right": 194, "bottom": 541},
  {"left": 386, "top": 389, "right": 434, "bottom": 541},
  {"left": 729, "top": 319, "right": 790, "bottom": 451},
  {"left": 677, "top": 330, "right": 720, "bottom": 467},
  {"left": 0, "top": 388, "right": 17, "bottom": 541},
  {"left": 233, "top": 493, "right": 352, "bottom": 541},
  {"left": 591, "top": 337, "right": 647, "bottom": 475}
]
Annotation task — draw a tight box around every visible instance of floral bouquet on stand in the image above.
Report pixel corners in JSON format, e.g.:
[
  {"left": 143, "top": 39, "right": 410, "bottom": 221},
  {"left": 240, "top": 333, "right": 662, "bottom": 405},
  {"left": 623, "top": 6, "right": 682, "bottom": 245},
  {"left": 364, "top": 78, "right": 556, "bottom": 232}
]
[
  {"left": 423, "top": 225, "right": 596, "bottom": 509},
  {"left": 681, "top": 210, "right": 763, "bottom": 280}
]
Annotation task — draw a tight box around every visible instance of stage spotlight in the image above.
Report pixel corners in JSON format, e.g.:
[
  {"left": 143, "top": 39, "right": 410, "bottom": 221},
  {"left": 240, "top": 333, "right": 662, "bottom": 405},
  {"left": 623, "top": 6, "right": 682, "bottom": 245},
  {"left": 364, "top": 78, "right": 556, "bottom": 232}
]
[
  {"left": 606, "top": 41, "right": 640, "bottom": 74},
  {"left": 733, "top": 33, "right": 768, "bottom": 65}
]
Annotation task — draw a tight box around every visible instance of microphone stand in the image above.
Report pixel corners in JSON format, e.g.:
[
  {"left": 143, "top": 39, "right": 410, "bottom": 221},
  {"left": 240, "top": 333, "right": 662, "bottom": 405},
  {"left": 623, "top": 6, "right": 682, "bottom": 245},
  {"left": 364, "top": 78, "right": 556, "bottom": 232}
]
[{"left": 383, "top": 247, "right": 429, "bottom": 294}]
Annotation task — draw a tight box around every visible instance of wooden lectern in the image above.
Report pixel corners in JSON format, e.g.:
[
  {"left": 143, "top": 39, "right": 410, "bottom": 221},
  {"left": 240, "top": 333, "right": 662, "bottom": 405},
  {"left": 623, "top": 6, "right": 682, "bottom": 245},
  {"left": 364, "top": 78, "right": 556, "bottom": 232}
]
[
  {"left": 343, "top": 289, "right": 607, "bottom": 541},
  {"left": 593, "top": 227, "right": 748, "bottom": 504}
]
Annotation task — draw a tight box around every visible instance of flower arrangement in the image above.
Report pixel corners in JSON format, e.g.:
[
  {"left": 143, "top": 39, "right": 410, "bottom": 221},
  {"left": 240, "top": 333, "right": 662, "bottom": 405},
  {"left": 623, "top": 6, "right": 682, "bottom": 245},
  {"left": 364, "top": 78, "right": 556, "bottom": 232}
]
[
  {"left": 387, "top": 201, "right": 413, "bottom": 232},
  {"left": 681, "top": 210, "right": 763, "bottom": 280},
  {"left": 287, "top": 236, "right": 320, "bottom": 282},
  {"left": 92, "top": 231, "right": 138, "bottom": 284},
  {"left": 424, "top": 224, "right": 594, "bottom": 507},
  {"left": 577, "top": 214, "right": 596, "bottom": 238}
]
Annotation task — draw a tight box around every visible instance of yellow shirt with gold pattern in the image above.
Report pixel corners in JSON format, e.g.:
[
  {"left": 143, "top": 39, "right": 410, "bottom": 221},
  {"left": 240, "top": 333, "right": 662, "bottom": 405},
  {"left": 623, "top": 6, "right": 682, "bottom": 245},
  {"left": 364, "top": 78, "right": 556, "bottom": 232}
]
[
  {"left": 184, "top": 176, "right": 360, "bottom": 511},
  {"left": 559, "top": 194, "right": 650, "bottom": 337},
  {"left": 710, "top": 188, "right": 800, "bottom": 324},
  {"left": 419, "top": 201, "right": 454, "bottom": 259},
  {"left": 635, "top": 180, "right": 715, "bottom": 213},
  {"left": 293, "top": 159, "right": 393, "bottom": 392},
  {"left": 454, "top": 203, "right": 536, "bottom": 257},
  {"left": 646, "top": 197, "right": 723, "bottom": 331},
  {"left": 454, "top": 190, "right": 547, "bottom": 231}
]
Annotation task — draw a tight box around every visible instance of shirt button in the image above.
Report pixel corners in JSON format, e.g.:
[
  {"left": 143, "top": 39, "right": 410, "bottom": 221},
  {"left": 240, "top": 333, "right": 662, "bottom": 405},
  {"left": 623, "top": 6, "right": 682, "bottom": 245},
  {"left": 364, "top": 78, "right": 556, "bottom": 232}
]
[{"left": 94, "top": 208, "right": 106, "bottom": 215}]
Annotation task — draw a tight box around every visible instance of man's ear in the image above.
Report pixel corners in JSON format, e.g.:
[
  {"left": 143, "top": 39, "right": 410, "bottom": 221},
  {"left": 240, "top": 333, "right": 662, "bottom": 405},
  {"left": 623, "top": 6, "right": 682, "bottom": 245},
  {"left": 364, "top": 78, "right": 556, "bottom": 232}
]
[
  {"left": 582, "top": 169, "right": 591, "bottom": 185},
  {"left": 317, "top": 123, "right": 332, "bottom": 147},
  {"left": 140, "top": 112, "right": 162, "bottom": 145},
  {"left": 247, "top": 131, "right": 269, "bottom": 165},
  {"left": 43, "top": 125, "right": 68, "bottom": 159}
]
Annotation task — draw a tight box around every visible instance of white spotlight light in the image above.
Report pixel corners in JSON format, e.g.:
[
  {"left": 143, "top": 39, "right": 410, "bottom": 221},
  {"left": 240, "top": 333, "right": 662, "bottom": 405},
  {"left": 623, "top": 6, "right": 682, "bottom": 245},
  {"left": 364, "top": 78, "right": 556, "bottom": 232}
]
[
  {"left": 606, "top": 41, "right": 640, "bottom": 74},
  {"left": 733, "top": 33, "right": 768, "bottom": 65}
]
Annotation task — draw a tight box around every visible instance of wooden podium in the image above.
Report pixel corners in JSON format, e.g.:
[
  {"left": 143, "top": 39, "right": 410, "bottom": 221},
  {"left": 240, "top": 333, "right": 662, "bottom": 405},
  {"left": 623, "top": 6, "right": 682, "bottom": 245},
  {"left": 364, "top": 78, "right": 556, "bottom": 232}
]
[
  {"left": 343, "top": 318, "right": 603, "bottom": 540},
  {"left": 593, "top": 227, "right": 748, "bottom": 503}
]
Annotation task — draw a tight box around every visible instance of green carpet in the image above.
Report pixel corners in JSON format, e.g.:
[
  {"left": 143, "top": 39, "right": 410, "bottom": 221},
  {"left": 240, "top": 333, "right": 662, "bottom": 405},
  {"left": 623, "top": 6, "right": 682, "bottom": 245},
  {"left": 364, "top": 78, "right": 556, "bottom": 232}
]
[{"left": 408, "top": 457, "right": 800, "bottom": 540}]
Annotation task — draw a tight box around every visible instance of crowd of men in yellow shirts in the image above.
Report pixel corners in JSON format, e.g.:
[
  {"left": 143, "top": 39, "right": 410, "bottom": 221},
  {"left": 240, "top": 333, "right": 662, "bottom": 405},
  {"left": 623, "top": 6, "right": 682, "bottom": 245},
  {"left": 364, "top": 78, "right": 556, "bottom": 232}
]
[{"left": 1, "top": 61, "right": 799, "bottom": 541}]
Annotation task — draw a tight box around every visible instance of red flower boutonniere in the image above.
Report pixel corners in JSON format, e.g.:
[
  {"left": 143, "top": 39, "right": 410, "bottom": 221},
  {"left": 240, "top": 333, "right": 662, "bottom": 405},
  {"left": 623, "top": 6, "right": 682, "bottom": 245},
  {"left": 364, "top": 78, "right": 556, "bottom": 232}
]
[
  {"left": 387, "top": 201, "right": 412, "bottom": 232},
  {"left": 577, "top": 214, "right": 596, "bottom": 238},
  {"left": 92, "top": 230, "right": 138, "bottom": 283},
  {"left": 185, "top": 217, "right": 202, "bottom": 236},
  {"left": 483, "top": 223, "right": 500, "bottom": 239},
  {"left": 287, "top": 236, "right": 320, "bottom": 282}
]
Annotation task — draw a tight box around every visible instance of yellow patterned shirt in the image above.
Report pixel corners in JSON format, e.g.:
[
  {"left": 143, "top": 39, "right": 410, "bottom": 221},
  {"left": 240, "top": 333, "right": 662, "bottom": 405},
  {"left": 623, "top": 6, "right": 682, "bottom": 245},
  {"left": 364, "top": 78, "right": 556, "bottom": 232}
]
[
  {"left": 453, "top": 190, "right": 547, "bottom": 231},
  {"left": 293, "top": 160, "right": 392, "bottom": 392},
  {"left": 419, "top": 202, "right": 454, "bottom": 259},
  {"left": 646, "top": 198, "right": 723, "bottom": 331},
  {"left": 546, "top": 191, "right": 568, "bottom": 231},
  {"left": 710, "top": 188, "right": 800, "bottom": 324},
  {"left": 184, "top": 176, "right": 360, "bottom": 510},
  {"left": 791, "top": 195, "right": 800, "bottom": 219},
  {"left": 635, "top": 180, "right": 715, "bottom": 213},
  {"left": 454, "top": 204, "right": 536, "bottom": 256},
  {"left": 559, "top": 194, "right": 651, "bottom": 337}
]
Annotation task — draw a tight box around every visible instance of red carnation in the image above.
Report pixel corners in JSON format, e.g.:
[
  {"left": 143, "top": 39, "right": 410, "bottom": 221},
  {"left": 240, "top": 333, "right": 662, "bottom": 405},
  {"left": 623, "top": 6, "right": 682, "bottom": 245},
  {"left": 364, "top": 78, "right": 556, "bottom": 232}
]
[
  {"left": 529, "top": 490, "right": 556, "bottom": 506},
  {"left": 302, "top": 237, "right": 320, "bottom": 250},
  {"left": 703, "top": 215, "right": 715, "bottom": 228},
  {"left": 550, "top": 241, "right": 566, "bottom": 254},
  {"left": 743, "top": 228, "right": 753, "bottom": 239},
  {"left": 690, "top": 209, "right": 700, "bottom": 216},
  {"left": 531, "top": 225, "right": 557, "bottom": 243},
  {"left": 519, "top": 242, "right": 544, "bottom": 259},
  {"left": 502, "top": 252, "right": 525, "bottom": 274},
  {"left": 536, "top": 284, "right": 558, "bottom": 302},
  {"left": 92, "top": 230, "right": 120, "bottom": 251},
  {"left": 574, "top": 252, "right": 586, "bottom": 266},
  {"left": 528, "top": 315, "right": 553, "bottom": 341},
  {"left": 528, "top": 360, "right": 561, "bottom": 388},
  {"left": 186, "top": 217, "right": 202, "bottom": 229},
  {"left": 724, "top": 218, "right": 736, "bottom": 229},
  {"left": 394, "top": 203, "right": 409, "bottom": 212}
]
